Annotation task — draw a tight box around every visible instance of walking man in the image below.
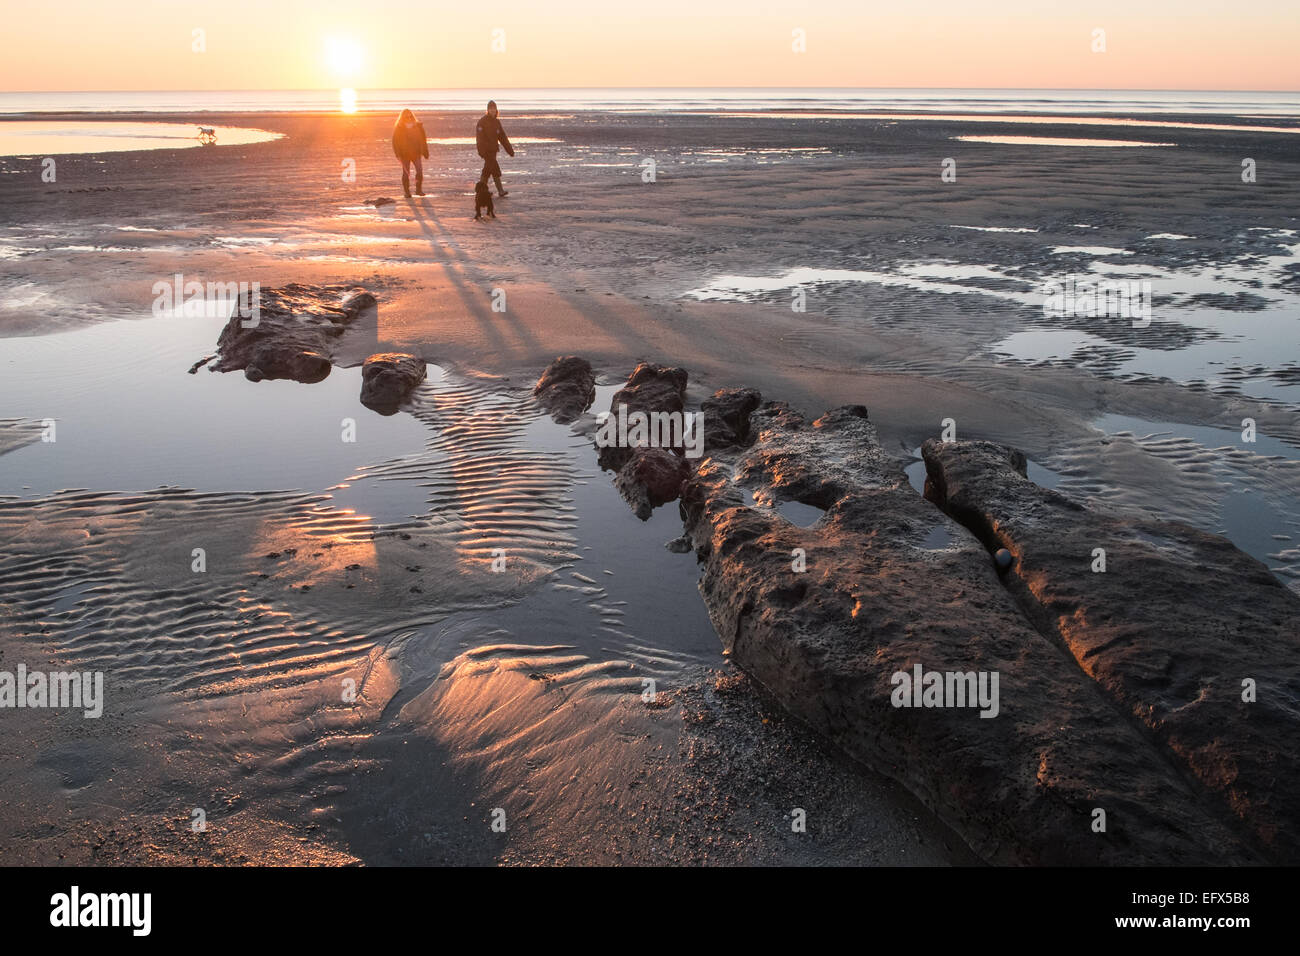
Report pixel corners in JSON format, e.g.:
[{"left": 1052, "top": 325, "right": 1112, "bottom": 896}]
[{"left": 475, "top": 100, "right": 514, "bottom": 197}]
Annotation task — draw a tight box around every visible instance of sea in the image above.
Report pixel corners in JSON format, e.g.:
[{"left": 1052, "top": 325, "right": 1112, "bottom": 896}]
[{"left": 1, "top": 87, "right": 1298, "bottom": 116}]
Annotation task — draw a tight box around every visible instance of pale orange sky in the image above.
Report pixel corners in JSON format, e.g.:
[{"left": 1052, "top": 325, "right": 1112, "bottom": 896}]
[{"left": 5, "top": 1, "right": 1297, "bottom": 91}]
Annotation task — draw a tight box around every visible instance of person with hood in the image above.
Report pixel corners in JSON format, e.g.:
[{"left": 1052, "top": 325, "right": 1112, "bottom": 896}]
[
  {"left": 475, "top": 100, "right": 514, "bottom": 197},
  {"left": 392, "top": 109, "right": 429, "bottom": 198}
]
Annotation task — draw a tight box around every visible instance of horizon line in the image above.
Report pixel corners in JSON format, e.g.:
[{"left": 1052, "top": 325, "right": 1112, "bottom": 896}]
[{"left": 4, "top": 86, "right": 1299, "bottom": 95}]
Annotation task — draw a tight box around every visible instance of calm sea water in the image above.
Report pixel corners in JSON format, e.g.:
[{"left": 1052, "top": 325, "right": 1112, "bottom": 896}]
[{"left": 2, "top": 88, "right": 1298, "bottom": 116}]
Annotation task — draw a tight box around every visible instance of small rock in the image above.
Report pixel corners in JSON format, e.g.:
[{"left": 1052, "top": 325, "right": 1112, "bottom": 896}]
[
  {"left": 614, "top": 447, "right": 693, "bottom": 520},
  {"left": 702, "top": 387, "right": 762, "bottom": 452},
  {"left": 360, "top": 352, "right": 426, "bottom": 414},
  {"left": 533, "top": 356, "right": 596, "bottom": 423},
  {"left": 598, "top": 363, "right": 689, "bottom": 472}
]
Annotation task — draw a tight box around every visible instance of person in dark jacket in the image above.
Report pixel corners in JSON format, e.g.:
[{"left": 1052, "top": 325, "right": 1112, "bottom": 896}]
[
  {"left": 475, "top": 100, "right": 514, "bottom": 197},
  {"left": 392, "top": 109, "right": 429, "bottom": 198}
]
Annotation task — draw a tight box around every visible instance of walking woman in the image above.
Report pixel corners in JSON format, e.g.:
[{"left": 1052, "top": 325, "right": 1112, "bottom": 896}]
[{"left": 392, "top": 109, "right": 429, "bottom": 198}]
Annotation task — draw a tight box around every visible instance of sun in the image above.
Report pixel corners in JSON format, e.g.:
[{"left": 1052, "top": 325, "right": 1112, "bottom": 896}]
[{"left": 324, "top": 36, "right": 364, "bottom": 79}]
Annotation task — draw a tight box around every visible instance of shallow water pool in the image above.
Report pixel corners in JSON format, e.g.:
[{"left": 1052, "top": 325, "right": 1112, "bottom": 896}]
[{"left": 0, "top": 121, "right": 281, "bottom": 157}]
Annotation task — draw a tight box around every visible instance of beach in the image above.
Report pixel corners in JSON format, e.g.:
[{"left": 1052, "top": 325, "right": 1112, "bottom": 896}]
[{"left": 1, "top": 102, "right": 1298, "bottom": 865}]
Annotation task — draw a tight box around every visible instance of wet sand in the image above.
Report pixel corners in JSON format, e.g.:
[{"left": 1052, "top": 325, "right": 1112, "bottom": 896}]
[{"left": 0, "top": 108, "right": 1297, "bottom": 864}]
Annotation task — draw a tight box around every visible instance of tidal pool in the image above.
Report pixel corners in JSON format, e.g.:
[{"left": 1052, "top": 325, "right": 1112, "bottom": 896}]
[{"left": 0, "top": 121, "right": 281, "bottom": 157}]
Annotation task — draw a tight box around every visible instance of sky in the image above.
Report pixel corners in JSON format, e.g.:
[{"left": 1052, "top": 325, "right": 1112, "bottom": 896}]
[{"left": 4, "top": 0, "right": 1297, "bottom": 92}]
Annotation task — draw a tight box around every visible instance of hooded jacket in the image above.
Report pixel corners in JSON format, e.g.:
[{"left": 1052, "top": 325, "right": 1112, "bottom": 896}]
[
  {"left": 392, "top": 120, "right": 429, "bottom": 162},
  {"left": 475, "top": 114, "right": 514, "bottom": 160}
]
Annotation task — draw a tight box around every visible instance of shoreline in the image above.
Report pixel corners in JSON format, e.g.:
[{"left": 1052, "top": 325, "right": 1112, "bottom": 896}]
[{"left": 3, "top": 106, "right": 1297, "bottom": 126}]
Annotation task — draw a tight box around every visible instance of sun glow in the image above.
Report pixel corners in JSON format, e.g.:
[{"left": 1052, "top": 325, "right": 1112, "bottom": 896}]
[
  {"left": 324, "top": 36, "right": 364, "bottom": 79},
  {"left": 325, "top": 35, "right": 363, "bottom": 112}
]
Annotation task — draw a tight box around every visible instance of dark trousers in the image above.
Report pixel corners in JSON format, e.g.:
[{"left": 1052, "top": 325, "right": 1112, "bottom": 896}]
[
  {"left": 401, "top": 158, "right": 423, "bottom": 195},
  {"left": 479, "top": 155, "right": 503, "bottom": 189}
]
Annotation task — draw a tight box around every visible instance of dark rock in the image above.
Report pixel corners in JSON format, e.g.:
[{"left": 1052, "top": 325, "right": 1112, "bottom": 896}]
[
  {"left": 680, "top": 401, "right": 1255, "bottom": 864},
  {"left": 209, "top": 284, "right": 376, "bottom": 383},
  {"left": 614, "top": 446, "right": 693, "bottom": 520},
  {"left": 365, "top": 197, "right": 396, "bottom": 206},
  {"left": 339, "top": 289, "right": 377, "bottom": 321},
  {"left": 360, "top": 352, "right": 426, "bottom": 414},
  {"left": 597, "top": 363, "right": 688, "bottom": 471},
  {"left": 245, "top": 344, "right": 331, "bottom": 383},
  {"left": 665, "top": 535, "right": 693, "bottom": 554},
  {"left": 533, "top": 355, "right": 596, "bottom": 423},
  {"left": 613, "top": 363, "right": 688, "bottom": 416},
  {"left": 923, "top": 437, "right": 1300, "bottom": 862},
  {"left": 701, "top": 387, "right": 762, "bottom": 452}
]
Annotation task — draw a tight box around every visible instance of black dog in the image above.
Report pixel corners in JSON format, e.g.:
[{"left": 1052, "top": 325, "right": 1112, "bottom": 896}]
[{"left": 474, "top": 181, "right": 495, "bottom": 220}]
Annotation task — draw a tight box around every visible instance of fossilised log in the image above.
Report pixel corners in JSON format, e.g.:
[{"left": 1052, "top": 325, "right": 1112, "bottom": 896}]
[
  {"left": 210, "top": 284, "right": 376, "bottom": 383},
  {"left": 680, "top": 402, "right": 1258, "bottom": 864},
  {"left": 922, "top": 438, "right": 1300, "bottom": 862}
]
